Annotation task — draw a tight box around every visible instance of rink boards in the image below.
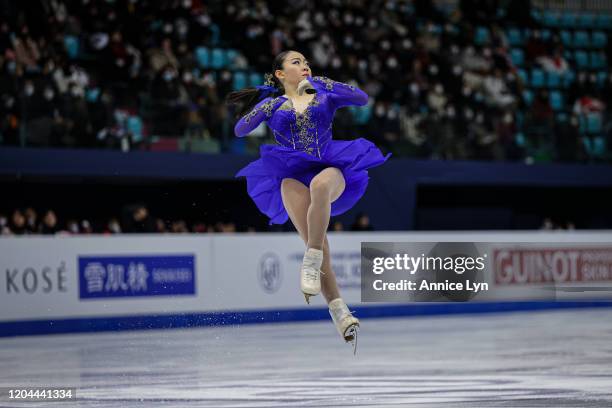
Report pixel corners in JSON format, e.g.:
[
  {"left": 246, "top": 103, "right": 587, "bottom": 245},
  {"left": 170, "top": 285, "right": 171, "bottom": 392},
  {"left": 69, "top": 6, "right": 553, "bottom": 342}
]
[{"left": 1, "top": 231, "right": 612, "bottom": 336}]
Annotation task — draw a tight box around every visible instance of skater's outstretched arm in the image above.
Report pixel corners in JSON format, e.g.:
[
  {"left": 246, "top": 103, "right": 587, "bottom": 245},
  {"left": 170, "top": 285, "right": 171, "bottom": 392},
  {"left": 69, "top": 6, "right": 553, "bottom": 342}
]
[
  {"left": 304, "top": 76, "right": 368, "bottom": 109},
  {"left": 234, "top": 96, "right": 285, "bottom": 137}
]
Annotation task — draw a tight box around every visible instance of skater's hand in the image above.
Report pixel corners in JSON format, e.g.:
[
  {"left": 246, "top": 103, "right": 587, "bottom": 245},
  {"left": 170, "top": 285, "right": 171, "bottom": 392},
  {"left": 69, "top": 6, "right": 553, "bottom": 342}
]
[{"left": 297, "top": 78, "right": 316, "bottom": 96}]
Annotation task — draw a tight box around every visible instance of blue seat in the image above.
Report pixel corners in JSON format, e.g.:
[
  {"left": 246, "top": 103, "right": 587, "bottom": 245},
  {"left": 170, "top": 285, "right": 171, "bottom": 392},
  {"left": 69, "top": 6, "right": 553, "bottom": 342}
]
[
  {"left": 560, "top": 12, "right": 577, "bottom": 28},
  {"left": 573, "top": 31, "right": 589, "bottom": 48},
  {"left": 592, "top": 31, "right": 607, "bottom": 48},
  {"left": 127, "top": 116, "right": 144, "bottom": 142},
  {"left": 547, "top": 71, "right": 561, "bottom": 88},
  {"left": 225, "top": 49, "right": 238, "bottom": 69},
  {"left": 507, "top": 28, "right": 522, "bottom": 46},
  {"left": 586, "top": 113, "right": 602, "bottom": 134},
  {"left": 542, "top": 10, "right": 560, "bottom": 27},
  {"left": 582, "top": 136, "right": 606, "bottom": 157},
  {"left": 577, "top": 13, "right": 595, "bottom": 29},
  {"left": 232, "top": 72, "right": 247, "bottom": 91},
  {"left": 530, "top": 69, "right": 545, "bottom": 87},
  {"left": 550, "top": 91, "right": 564, "bottom": 111},
  {"left": 517, "top": 69, "right": 528, "bottom": 84},
  {"left": 574, "top": 51, "right": 589, "bottom": 69},
  {"left": 510, "top": 48, "right": 524, "bottom": 66},
  {"left": 523, "top": 90, "right": 534, "bottom": 106},
  {"left": 64, "top": 35, "right": 79, "bottom": 59},
  {"left": 515, "top": 132, "right": 526, "bottom": 147},
  {"left": 597, "top": 72, "right": 608, "bottom": 87},
  {"left": 560, "top": 30, "right": 573, "bottom": 47},
  {"left": 474, "top": 26, "right": 490, "bottom": 45},
  {"left": 590, "top": 52, "right": 606, "bottom": 69},
  {"left": 562, "top": 70, "right": 576, "bottom": 88},
  {"left": 195, "top": 47, "right": 209, "bottom": 68},
  {"left": 595, "top": 14, "right": 612, "bottom": 29},
  {"left": 248, "top": 72, "right": 263, "bottom": 87},
  {"left": 541, "top": 29, "right": 552, "bottom": 41},
  {"left": 210, "top": 48, "right": 225, "bottom": 69}
]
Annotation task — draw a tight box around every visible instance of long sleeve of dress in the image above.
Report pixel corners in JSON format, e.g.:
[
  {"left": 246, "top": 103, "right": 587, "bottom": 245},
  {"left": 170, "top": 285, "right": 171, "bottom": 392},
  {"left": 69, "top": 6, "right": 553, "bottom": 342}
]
[
  {"left": 234, "top": 96, "right": 286, "bottom": 137},
  {"left": 308, "top": 76, "right": 368, "bottom": 109}
]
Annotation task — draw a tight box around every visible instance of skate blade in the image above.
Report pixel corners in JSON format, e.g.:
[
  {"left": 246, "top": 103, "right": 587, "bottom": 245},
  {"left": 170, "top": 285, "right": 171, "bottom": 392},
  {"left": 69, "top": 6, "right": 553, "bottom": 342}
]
[
  {"left": 303, "top": 292, "right": 314, "bottom": 304},
  {"left": 344, "top": 324, "right": 359, "bottom": 355}
]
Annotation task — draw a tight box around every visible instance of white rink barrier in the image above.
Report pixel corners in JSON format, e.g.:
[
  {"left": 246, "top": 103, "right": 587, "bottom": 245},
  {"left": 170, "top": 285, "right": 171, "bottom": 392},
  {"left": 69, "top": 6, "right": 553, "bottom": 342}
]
[{"left": 1, "top": 231, "right": 612, "bottom": 336}]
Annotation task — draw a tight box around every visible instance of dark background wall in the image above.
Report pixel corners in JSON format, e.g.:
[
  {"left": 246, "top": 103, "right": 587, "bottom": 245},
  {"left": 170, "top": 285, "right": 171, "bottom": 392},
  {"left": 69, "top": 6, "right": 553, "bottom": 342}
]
[{"left": 2, "top": 147, "right": 612, "bottom": 231}]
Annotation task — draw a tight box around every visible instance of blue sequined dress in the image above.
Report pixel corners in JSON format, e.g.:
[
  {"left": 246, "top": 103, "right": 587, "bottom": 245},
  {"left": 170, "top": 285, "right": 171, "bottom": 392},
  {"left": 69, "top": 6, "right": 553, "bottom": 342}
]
[{"left": 234, "top": 76, "right": 391, "bottom": 225}]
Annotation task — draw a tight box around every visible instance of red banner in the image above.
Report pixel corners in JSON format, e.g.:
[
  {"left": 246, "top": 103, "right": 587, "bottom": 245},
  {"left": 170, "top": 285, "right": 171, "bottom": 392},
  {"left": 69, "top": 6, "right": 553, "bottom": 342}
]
[{"left": 493, "top": 247, "right": 612, "bottom": 285}]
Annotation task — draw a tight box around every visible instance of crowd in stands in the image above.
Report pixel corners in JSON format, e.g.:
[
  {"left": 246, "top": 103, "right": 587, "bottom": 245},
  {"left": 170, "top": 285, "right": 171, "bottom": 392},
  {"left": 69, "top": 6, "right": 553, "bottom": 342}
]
[
  {"left": 0, "top": 0, "right": 611, "bottom": 162},
  {"left": 0, "top": 205, "right": 374, "bottom": 235}
]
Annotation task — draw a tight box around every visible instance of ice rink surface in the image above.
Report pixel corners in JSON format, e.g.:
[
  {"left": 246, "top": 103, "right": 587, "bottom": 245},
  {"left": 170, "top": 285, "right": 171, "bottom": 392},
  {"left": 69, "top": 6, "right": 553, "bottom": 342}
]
[{"left": 1, "top": 308, "right": 612, "bottom": 407}]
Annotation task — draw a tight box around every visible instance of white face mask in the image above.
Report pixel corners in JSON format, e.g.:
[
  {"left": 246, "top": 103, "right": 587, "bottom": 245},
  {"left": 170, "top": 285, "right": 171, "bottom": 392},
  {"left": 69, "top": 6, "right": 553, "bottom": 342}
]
[{"left": 44, "top": 88, "right": 55, "bottom": 100}]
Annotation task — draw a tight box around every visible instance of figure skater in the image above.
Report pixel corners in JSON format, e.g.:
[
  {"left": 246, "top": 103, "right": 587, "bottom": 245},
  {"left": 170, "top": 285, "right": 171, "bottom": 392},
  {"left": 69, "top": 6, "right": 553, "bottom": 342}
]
[{"left": 226, "top": 50, "right": 391, "bottom": 352}]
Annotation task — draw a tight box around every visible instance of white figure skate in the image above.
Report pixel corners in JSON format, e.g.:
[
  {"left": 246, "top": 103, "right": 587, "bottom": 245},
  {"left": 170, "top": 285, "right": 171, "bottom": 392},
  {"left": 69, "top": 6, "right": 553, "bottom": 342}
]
[
  {"left": 328, "top": 298, "right": 360, "bottom": 354},
  {"left": 300, "top": 248, "right": 323, "bottom": 304}
]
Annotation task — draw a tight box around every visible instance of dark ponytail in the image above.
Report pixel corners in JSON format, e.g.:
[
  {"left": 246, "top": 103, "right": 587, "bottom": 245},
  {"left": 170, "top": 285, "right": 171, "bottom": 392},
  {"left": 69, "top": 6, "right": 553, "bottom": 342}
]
[{"left": 225, "top": 50, "right": 292, "bottom": 119}]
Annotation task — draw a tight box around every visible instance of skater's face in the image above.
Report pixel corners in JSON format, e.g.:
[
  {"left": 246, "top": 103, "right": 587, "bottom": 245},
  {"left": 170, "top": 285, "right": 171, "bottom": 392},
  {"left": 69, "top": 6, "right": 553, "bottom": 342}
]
[{"left": 275, "top": 51, "right": 312, "bottom": 90}]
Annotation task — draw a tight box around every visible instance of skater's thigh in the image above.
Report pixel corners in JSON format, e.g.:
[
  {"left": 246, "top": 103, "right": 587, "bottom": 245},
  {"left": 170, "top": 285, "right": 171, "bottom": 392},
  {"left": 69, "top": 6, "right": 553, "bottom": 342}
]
[
  {"left": 310, "top": 167, "right": 346, "bottom": 203},
  {"left": 281, "top": 178, "right": 310, "bottom": 243}
]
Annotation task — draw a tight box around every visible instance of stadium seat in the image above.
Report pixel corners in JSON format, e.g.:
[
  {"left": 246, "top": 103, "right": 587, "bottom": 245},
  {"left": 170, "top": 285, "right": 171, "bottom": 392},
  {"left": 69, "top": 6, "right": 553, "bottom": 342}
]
[
  {"left": 507, "top": 28, "right": 522, "bottom": 46},
  {"left": 574, "top": 50, "right": 589, "bottom": 69},
  {"left": 560, "top": 30, "right": 573, "bottom": 47},
  {"left": 225, "top": 49, "right": 238, "bottom": 69},
  {"left": 560, "top": 12, "right": 577, "bottom": 28},
  {"left": 550, "top": 91, "right": 564, "bottom": 111},
  {"left": 522, "top": 89, "right": 534, "bottom": 106},
  {"left": 510, "top": 48, "right": 524, "bottom": 66},
  {"left": 590, "top": 53, "right": 606, "bottom": 70},
  {"left": 127, "top": 116, "right": 144, "bottom": 142},
  {"left": 232, "top": 72, "right": 247, "bottom": 91},
  {"left": 530, "top": 69, "right": 545, "bottom": 88},
  {"left": 573, "top": 31, "right": 589, "bottom": 48},
  {"left": 248, "top": 72, "right": 264, "bottom": 87},
  {"left": 211, "top": 48, "right": 225, "bottom": 69},
  {"left": 517, "top": 69, "right": 528, "bottom": 84},
  {"left": 546, "top": 71, "right": 561, "bottom": 88},
  {"left": 597, "top": 71, "right": 608, "bottom": 87},
  {"left": 542, "top": 10, "right": 560, "bottom": 27},
  {"left": 586, "top": 113, "right": 602, "bottom": 134},
  {"left": 562, "top": 70, "right": 576, "bottom": 88},
  {"left": 474, "top": 26, "right": 490, "bottom": 45},
  {"left": 195, "top": 47, "right": 209, "bottom": 68},
  {"left": 595, "top": 14, "right": 612, "bottom": 29},
  {"left": 591, "top": 31, "right": 607, "bottom": 48},
  {"left": 577, "top": 13, "right": 595, "bottom": 29},
  {"left": 64, "top": 35, "right": 79, "bottom": 59}
]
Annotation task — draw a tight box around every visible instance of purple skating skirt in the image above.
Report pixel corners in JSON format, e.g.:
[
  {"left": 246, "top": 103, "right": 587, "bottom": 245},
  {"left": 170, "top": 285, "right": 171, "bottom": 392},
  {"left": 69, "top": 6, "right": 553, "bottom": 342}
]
[{"left": 235, "top": 138, "right": 391, "bottom": 225}]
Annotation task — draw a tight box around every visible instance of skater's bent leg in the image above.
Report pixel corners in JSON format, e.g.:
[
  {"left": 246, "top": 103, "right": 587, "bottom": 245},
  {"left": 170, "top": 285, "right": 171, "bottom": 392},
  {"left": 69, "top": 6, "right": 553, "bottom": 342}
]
[
  {"left": 281, "top": 178, "right": 310, "bottom": 244},
  {"left": 282, "top": 177, "right": 342, "bottom": 304},
  {"left": 321, "top": 236, "right": 341, "bottom": 302},
  {"left": 307, "top": 167, "right": 345, "bottom": 250}
]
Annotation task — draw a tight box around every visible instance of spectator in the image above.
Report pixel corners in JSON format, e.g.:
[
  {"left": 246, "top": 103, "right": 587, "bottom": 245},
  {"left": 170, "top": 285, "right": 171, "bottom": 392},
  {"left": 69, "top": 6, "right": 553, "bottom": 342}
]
[
  {"left": 351, "top": 212, "right": 374, "bottom": 231},
  {"left": 39, "top": 210, "right": 59, "bottom": 235}
]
